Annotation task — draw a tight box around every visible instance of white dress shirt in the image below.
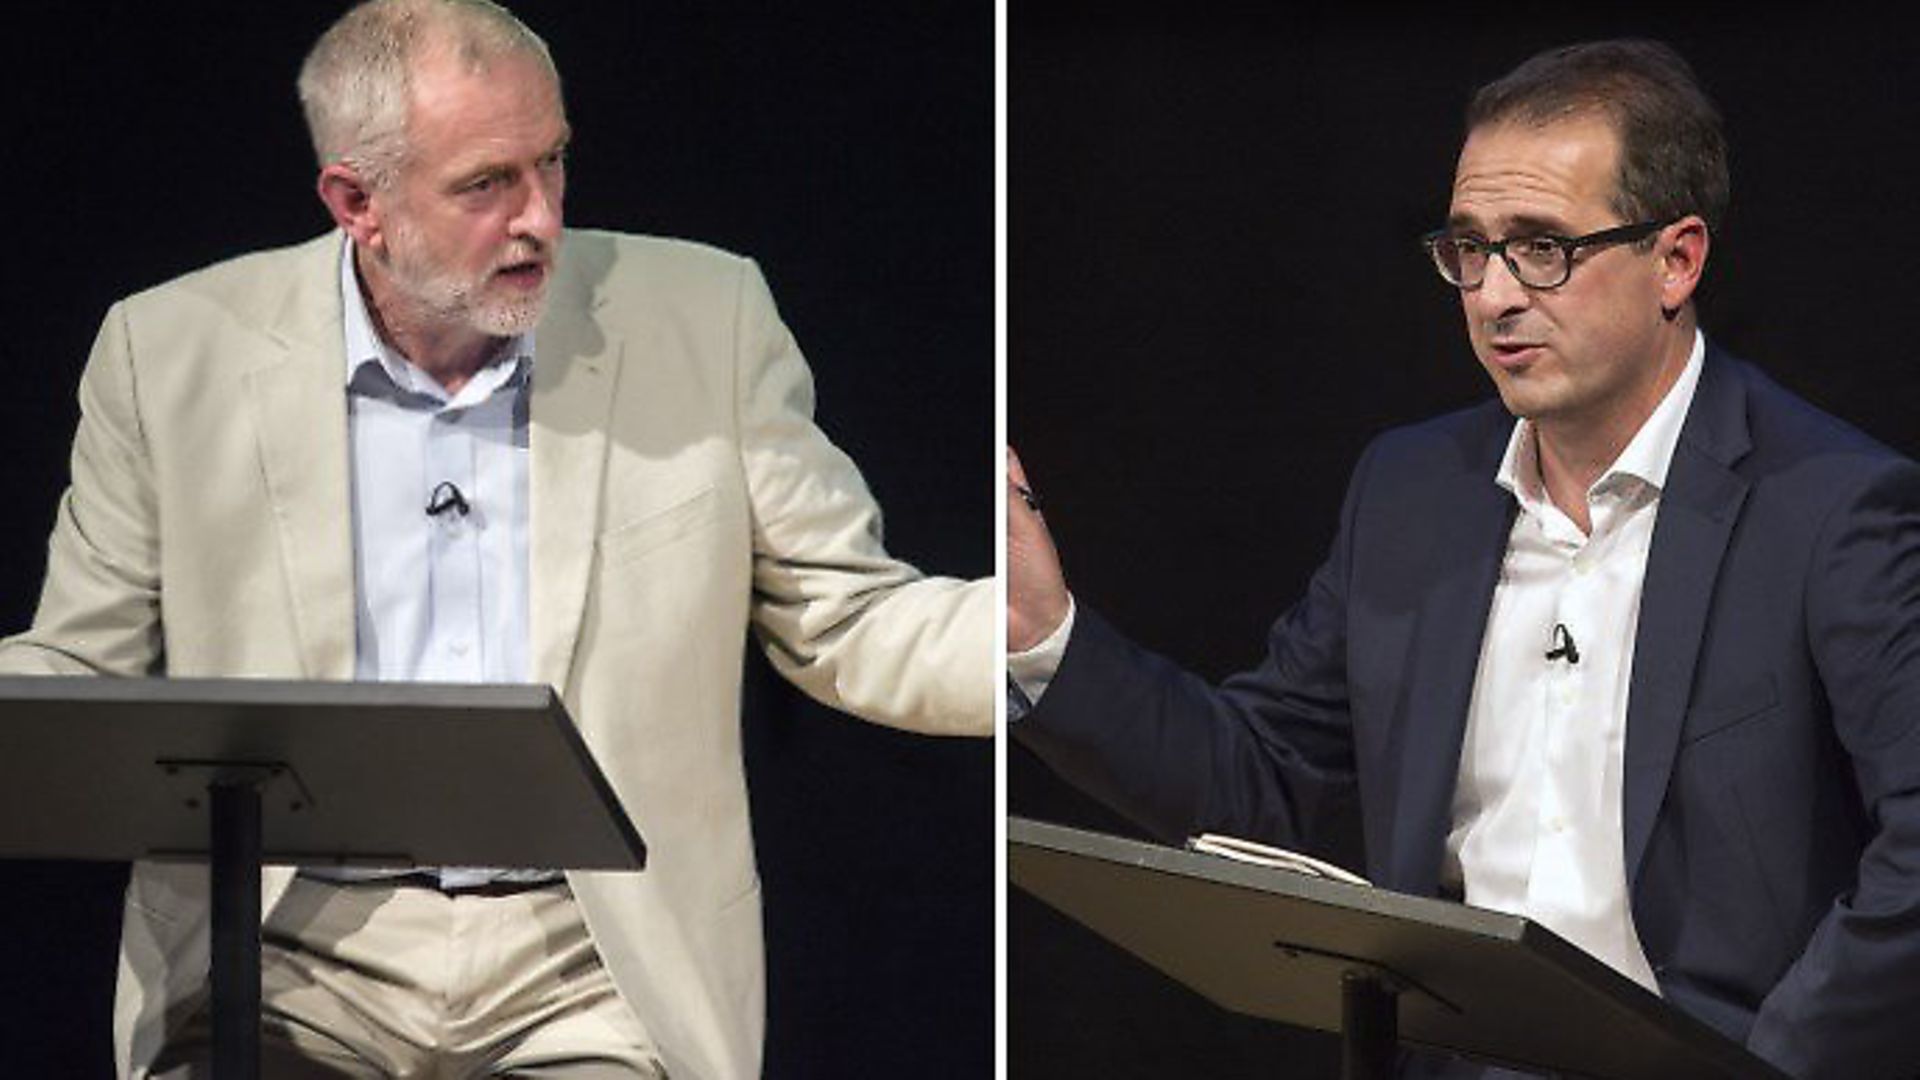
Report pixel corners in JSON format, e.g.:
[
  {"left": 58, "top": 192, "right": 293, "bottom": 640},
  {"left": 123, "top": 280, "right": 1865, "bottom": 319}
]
[
  {"left": 1446, "top": 333, "right": 1704, "bottom": 992},
  {"left": 1012, "top": 334, "right": 1707, "bottom": 993},
  {"left": 1007, "top": 595, "right": 1075, "bottom": 707}
]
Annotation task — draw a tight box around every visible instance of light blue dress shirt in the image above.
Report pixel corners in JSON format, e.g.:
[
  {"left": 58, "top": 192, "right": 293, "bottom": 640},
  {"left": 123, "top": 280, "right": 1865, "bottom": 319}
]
[
  {"left": 314, "top": 238, "right": 551, "bottom": 888},
  {"left": 340, "top": 252, "right": 532, "bottom": 688}
]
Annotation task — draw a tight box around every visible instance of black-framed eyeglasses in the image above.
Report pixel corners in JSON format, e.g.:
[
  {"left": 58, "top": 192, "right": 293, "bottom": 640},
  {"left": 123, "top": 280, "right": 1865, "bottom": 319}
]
[{"left": 1421, "top": 219, "right": 1674, "bottom": 290}]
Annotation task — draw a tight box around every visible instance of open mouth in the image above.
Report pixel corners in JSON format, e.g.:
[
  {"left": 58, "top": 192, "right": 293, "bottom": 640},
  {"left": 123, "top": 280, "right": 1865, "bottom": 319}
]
[{"left": 495, "top": 261, "right": 548, "bottom": 288}]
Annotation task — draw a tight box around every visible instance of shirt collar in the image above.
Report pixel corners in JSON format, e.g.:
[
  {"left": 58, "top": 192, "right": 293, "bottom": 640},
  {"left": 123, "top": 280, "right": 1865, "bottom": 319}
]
[
  {"left": 338, "top": 236, "right": 535, "bottom": 406},
  {"left": 1495, "top": 329, "right": 1706, "bottom": 507}
]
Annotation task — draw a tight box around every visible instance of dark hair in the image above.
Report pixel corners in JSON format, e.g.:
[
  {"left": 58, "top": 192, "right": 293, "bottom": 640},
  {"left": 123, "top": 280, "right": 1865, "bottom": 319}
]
[{"left": 1466, "top": 40, "right": 1729, "bottom": 234}]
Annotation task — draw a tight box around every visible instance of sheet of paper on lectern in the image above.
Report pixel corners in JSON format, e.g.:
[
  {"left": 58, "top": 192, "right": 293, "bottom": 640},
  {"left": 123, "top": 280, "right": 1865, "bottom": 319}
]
[{"left": 1185, "top": 832, "right": 1371, "bottom": 887}]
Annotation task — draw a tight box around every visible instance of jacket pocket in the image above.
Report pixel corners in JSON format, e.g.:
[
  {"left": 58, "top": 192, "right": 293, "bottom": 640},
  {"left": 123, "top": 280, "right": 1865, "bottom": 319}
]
[
  {"left": 596, "top": 486, "right": 720, "bottom": 571},
  {"left": 1679, "top": 674, "right": 1780, "bottom": 746}
]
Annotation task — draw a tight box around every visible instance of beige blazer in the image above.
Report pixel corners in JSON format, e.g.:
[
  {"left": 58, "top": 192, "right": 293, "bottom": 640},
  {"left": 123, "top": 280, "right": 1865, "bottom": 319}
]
[{"left": 0, "top": 231, "right": 992, "bottom": 1078}]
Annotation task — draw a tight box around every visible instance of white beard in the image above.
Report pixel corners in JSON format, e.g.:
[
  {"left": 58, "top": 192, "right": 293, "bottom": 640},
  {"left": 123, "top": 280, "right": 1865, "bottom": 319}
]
[{"left": 384, "top": 219, "right": 553, "bottom": 339}]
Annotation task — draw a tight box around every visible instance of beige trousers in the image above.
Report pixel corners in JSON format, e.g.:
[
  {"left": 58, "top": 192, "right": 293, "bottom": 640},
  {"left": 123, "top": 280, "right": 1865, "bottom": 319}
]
[{"left": 150, "top": 876, "right": 663, "bottom": 1079}]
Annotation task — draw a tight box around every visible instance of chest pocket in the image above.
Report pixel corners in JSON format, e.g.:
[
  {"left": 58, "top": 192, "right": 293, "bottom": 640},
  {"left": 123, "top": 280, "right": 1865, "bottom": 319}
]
[{"left": 596, "top": 486, "right": 720, "bottom": 572}]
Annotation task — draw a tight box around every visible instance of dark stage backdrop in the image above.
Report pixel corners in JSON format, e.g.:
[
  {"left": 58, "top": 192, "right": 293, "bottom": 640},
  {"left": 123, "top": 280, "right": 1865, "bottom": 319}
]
[
  {"left": 0, "top": 4, "right": 990, "bottom": 1076},
  {"left": 1010, "top": 7, "right": 1920, "bottom": 1078}
]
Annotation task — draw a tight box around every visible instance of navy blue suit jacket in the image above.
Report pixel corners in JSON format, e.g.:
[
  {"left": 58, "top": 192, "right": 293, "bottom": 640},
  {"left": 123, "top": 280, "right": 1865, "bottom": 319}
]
[{"left": 1018, "top": 346, "right": 1920, "bottom": 1078}]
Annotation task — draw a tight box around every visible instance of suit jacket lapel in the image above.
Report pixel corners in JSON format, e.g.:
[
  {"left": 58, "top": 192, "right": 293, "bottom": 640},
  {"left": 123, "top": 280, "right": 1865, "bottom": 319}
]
[
  {"left": 1388, "top": 420, "right": 1516, "bottom": 893},
  {"left": 528, "top": 240, "right": 625, "bottom": 692},
  {"left": 235, "top": 232, "right": 630, "bottom": 689},
  {"left": 241, "top": 234, "right": 356, "bottom": 680},
  {"left": 1623, "top": 348, "right": 1752, "bottom": 887}
]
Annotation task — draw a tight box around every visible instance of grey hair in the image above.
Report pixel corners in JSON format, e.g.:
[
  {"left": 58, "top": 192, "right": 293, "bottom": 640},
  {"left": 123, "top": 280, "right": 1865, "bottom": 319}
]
[{"left": 296, "top": 0, "right": 558, "bottom": 189}]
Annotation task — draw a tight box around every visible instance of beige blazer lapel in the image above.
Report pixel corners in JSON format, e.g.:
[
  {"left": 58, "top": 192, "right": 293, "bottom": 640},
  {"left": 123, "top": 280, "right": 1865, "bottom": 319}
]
[
  {"left": 240, "top": 235, "right": 356, "bottom": 681},
  {"left": 230, "top": 231, "right": 629, "bottom": 689},
  {"left": 529, "top": 239, "right": 625, "bottom": 691}
]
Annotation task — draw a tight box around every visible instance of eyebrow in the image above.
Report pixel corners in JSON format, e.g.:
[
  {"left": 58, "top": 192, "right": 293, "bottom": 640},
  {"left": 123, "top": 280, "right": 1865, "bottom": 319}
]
[
  {"left": 1445, "top": 212, "right": 1574, "bottom": 237},
  {"left": 446, "top": 130, "right": 572, "bottom": 190}
]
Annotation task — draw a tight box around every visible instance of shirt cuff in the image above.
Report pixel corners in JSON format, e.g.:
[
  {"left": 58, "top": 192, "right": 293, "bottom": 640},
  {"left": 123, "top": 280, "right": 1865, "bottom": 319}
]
[{"left": 1008, "top": 595, "right": 1076, "bottom": 710}]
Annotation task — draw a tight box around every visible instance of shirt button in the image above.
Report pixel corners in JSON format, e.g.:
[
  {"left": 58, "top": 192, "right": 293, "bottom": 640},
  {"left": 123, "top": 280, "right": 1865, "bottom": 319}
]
[{"left": 450, "top": 641, "right": 471, "bottom": 657}]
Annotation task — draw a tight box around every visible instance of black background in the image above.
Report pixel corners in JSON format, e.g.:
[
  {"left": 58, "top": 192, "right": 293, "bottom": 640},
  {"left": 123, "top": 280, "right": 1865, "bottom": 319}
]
[
  {"left": 1010, "top": 6, "right": 1920, "bottom": 1078},
  {"left": 0, "top": 3, "right": 990, "bottom": 1075}
]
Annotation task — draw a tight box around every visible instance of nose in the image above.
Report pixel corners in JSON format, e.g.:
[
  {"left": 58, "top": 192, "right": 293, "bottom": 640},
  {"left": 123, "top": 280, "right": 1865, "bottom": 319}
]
[
  {"left": 1471, "top": 249, "right": 1533, "bottom": 316},
  {"left": 512, "top": 173, "right": 563, "bottom": 245}
]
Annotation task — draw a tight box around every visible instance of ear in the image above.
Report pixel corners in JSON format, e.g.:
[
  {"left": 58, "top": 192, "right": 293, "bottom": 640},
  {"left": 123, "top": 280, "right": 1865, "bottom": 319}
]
[
  {"left": 315, "top": 164, "right": 386, "bottom": 254},
  {"left": 1657, "top": 215, "right": 1709, "bottom": 316}
]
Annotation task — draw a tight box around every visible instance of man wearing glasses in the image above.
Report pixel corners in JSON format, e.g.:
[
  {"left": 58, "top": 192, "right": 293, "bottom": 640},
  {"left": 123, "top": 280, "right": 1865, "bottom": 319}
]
[{"left": 1009, "top": 39, "right": 1920, "bottom": 1078}]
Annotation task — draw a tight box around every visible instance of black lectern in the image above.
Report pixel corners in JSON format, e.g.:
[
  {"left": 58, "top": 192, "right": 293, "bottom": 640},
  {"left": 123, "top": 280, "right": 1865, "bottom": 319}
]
[
  {"left": 1009, "top": 817, "right": 1785, "bottom": 1080},
  {"left": 0, "top": 676, "right": 647, "bottom": 1080}
]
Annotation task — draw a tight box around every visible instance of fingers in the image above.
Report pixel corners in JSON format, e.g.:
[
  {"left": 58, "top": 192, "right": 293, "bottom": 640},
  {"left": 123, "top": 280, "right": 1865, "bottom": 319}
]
[{"left": 1007, "top": 446, "right": 1043, "bottom": 515}]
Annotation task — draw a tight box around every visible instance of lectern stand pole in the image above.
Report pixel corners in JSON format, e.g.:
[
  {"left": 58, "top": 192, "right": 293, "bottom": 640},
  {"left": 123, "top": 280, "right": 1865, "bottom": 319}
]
[
  {"left": 209, "top": 773, "right": 267, "bottom": 1080},
  {"left": 1341, "top": 970, "right": 1398, "bottom": 1080}
]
